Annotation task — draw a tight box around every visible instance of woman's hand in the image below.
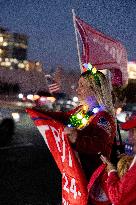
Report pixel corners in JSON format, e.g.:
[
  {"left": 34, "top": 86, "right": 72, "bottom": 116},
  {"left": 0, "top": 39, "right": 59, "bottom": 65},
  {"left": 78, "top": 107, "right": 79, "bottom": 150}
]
[
  {"left": 64, "top": 127, "right": 77, "bottom": 143},
  {"left": 100, "top": 154, "right": 116, "bottom": 172}
]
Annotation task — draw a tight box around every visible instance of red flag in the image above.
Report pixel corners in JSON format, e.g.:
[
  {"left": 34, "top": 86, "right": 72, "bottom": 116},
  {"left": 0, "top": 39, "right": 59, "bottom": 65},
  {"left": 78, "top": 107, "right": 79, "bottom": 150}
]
[
  {"left": 26, "top": 108, "right": 88, "bottom": 205},
  {"left": 75, "top": 16, "right": 128, "bottom": 85}
]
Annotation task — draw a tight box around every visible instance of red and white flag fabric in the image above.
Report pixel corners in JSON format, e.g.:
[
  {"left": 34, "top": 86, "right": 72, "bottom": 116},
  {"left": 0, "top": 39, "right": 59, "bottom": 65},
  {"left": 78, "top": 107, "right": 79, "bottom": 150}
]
[
  {"left": 45, "top": 74, "right": 60, "bottom": 93},
  {"left": 26, "top": 108, "right": 88, "bottom": 205},
  {"left": 48, "top": 82, "right": 60, "bottom": 93},
  {"left": 74, "top": 16, "right": 128, "bottom": 85}
]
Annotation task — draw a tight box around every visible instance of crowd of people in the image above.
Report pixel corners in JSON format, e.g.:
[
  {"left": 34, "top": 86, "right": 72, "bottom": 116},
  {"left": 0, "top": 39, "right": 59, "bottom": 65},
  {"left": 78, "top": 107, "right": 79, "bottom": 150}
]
[{"left": 0, "top": 118, "right": 15, "bottom": 147}]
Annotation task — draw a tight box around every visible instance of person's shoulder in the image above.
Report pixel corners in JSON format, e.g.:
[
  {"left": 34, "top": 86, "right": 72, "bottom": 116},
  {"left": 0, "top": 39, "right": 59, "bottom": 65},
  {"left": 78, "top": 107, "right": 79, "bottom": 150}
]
[
  {"left": 92, "top": 111, "right": 114, "bottom": 125},
  {"left": 121, "top": 163, "right": 136, "bottom": 193},
  {"left": 91, "top": 111, "right": 116, "bottom": 136},
  {"left": 95, "top": 110, "right": 113, "bottom": 118}
]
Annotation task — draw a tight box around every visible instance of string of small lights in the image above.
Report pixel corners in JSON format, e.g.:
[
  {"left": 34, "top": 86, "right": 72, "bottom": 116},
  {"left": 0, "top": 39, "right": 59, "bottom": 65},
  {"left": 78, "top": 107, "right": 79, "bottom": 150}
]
[
  {"left": 68, "top": 104, "right": 100, "bottom": 130},
  {"left": 81, "top": 63, "right": 100, "bottom": 86}
]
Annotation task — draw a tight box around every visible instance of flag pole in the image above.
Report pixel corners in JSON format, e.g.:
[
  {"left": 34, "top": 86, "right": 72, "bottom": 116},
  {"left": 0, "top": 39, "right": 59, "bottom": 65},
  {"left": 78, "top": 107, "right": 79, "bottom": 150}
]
[
  {"left": 106, "top": 70, "right": 113, "bottom": 91},
  {"left": 72, "top": 9, "right": 82, "bottom": 73}
]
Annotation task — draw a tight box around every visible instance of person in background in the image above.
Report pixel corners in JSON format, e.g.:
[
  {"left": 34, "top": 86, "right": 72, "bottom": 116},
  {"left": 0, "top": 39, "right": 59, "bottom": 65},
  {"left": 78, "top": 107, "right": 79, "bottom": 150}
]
[
  {"left": 121, "top": 112, "right": 136, "bottom": 155},
  {"left": 89, "top": 115, "right": 136, "bottom": 205},
  {"left": 100, "top": 152, "right": 136, "bottom": 205},
  {"left": 0, "top": 118, "right": 15, "bottom": 147}
]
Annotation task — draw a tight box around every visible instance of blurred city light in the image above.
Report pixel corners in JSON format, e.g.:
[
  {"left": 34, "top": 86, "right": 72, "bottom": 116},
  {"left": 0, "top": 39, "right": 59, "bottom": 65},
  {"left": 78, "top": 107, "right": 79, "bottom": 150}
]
[
  {"left": 67, "top": 100, "right": 72, "bottom": 104},
  {"left": 40, "top": 96, "right": 46, "bottom": 102},
  {"left": 47, "top": 96, "right": 56, "bottom": 103},
  {"left": 33, "top": 95, "right": 40, "bottom": 100},
  {"left": 27, "top": 94, "right": 33, "bottom": 100},
  {"left": 92, "top": 107, "right": 99, "bottom": 113},
  {"left": 128, "top": 61, "right": 136, "bottom": 79},
  {"left": 73, "top": 96, "right": 78, "bottom": 102},
  {"left": 0, "top": 36, "right": 3, "bottom": 42},
  {"left": 18, "top": 93, "right": 24, "bottom": 99},
  {"left": 12, "top": 112, "right": 20, "bottom": 122}
]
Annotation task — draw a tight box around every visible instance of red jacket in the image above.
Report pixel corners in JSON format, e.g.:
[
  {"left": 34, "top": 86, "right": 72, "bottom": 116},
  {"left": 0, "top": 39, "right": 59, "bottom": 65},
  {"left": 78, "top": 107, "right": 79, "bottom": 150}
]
[
  {"left": 88, "top": 164, "right": 111, "bottom": 205},
  {"left": 106, "top": 164, "right": 136, "bottom": 205}
]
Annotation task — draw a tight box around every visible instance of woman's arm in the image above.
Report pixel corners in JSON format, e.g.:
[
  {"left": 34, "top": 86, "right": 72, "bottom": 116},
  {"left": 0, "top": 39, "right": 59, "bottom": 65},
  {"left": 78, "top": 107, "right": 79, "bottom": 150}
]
[
  {"left": 101, "top": 157, "right": 123, "bottom": 205},
  {"left": 106, "top": 171, "right": 123, "bottom": 204}
]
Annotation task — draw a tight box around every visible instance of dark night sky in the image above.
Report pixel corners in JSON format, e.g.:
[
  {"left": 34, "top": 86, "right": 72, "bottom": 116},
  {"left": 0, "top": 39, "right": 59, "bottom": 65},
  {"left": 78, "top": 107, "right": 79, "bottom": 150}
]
[{"left": 0, "top": 0, "right": 136, "bottom": 72}]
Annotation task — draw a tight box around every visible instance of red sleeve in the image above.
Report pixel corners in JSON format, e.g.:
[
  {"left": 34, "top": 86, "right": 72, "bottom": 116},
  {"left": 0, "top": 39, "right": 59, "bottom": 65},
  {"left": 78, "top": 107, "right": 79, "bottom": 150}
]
[
  {"left": 106, "top": 172, "right": 123, "bottom": 204},
  {"left": 33, "top": 106, "right": 82, "bottom": 125},
  {"left": 121, "top": 119, "right": 136, "bottom": 130}
]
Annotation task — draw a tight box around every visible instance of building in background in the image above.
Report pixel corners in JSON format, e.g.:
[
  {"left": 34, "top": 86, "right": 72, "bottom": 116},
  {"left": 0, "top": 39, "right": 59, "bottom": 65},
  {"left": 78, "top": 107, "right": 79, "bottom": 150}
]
[
  {"left": 125, "top": 61, "right": 136, "bottom": 107},
  {"left": 0, "top": 26, "right": 48, "bottom": 98},
  {"left": 0, "top": 26, "right": 42, "bottom": 72},
  {"left": 128, "top": 61, "right": 136, "bottom": 79}
]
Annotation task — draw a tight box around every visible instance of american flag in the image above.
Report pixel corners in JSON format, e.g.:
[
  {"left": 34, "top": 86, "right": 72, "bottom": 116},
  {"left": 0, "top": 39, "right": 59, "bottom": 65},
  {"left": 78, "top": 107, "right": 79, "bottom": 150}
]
[
  {"left": 48, "top": 82, "right": 60, "bottom": 93},
  {"left": 45, "top": 74, "right": 60, "bottom": 93}
]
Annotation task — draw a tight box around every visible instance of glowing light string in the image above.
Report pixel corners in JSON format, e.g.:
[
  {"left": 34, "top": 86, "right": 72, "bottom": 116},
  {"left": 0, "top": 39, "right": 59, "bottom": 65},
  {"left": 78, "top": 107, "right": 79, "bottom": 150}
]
[
  {"left": 68, "top": 104, "right": 101, "bottom": 130},
  {"left": 81, "top": 63, "right": 100, "bottom": 86}
]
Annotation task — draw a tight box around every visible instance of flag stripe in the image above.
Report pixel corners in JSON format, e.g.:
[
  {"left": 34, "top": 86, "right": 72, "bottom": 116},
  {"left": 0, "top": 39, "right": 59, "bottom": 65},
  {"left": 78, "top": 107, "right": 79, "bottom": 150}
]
[
  {"left": 49, "top": 85, "right": 60, "bottom": 90},
  {"left": 48, "top": 83, "right": 60, "bottom": 93},
  {"left": 49, "top": 83, "right": 59, "bottom": 87}
]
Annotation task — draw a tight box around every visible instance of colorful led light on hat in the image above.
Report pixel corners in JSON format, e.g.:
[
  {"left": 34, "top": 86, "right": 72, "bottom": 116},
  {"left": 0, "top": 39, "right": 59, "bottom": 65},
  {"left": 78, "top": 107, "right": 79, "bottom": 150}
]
[{"left": 81, "top": 63, "right": 101, "bottom": 86}]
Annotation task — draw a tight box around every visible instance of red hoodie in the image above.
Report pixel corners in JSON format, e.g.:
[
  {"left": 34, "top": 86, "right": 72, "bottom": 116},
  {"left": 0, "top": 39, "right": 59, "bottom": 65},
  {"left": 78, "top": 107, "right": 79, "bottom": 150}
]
[{"left": 106, "top": 162, "right": 136, "bottom": 205}]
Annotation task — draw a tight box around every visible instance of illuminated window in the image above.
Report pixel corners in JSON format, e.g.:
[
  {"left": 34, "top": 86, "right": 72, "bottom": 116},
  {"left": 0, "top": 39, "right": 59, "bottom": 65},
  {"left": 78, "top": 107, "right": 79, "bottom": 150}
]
[
  {"left": 25, "top": 64, "right": 29, "bottom": 71},
  {"left": 5, "top": 58, "right": 9, "bottom": 62},
  {"left": 20, "top": 43, "right": 27, "bottom": 48},
  {"left": 36, "top": 62, "right": 40, "bottom": 66},
  {"left": 14, "top": 43, "right": 19, "bottom": 47},
  {"left": 10, "top": 58, "right": 14, "bottom": 62},
  {"left": 18, "top": 63, "right": 25, "bottom": 68},
  {"left": 0, "top": 36, "right": 3, "bottom": 42},
  {"left": 1, "top": 62, "right": 5, "bottom": 66},
  {"left": 13, "top": 58, "right": 18, "bottom": 64},
  {"left": 0, "top": 49, "right": 3, "bottom": 54},
  {"left": 1, "top": 61, "right": 11, "bottom": 67},
  {"left": 23, "top": 60, "right": 28, "bottom": 64},
  {"left": 5, "top": 61, "right": 11, "bottom": 67},
  {"left": 3, "top": 42, "right": 8, "bottom": 46},
  {"left": 25, "top": 67, "right": 29, "bottom": 71}
]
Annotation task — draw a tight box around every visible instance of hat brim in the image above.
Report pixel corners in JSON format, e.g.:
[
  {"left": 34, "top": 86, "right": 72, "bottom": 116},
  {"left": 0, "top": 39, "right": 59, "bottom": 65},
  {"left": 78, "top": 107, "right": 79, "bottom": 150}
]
[{"left": 121, "top": 118, "right": 136, "bottom": 130}]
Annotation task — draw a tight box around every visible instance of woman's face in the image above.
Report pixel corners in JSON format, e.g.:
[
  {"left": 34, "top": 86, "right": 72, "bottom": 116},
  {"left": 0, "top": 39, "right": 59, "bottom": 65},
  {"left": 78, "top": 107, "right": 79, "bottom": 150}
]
[{"left": 77, "top": 76, "right": 94, "bottom": 104}]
